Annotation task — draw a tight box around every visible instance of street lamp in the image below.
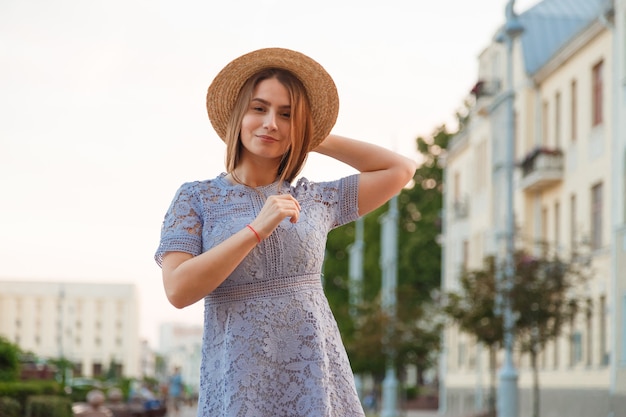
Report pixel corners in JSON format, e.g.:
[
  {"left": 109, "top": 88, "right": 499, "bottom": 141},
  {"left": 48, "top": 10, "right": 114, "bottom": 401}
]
[
  {"left": 380, "top": 195, "right": 399, "bottom": 417},
  {"left": 349, "top": 217, "right": 365, "bottom": 400},
  {"left": 495, "top": 1, "right": 523, "bottom": 417}
]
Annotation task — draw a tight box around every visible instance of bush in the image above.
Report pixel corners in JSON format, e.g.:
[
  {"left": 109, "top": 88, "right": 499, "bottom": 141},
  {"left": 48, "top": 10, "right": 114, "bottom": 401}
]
[
  {"left": 0, "top": 396, "right": 22, "bottom": 417},
  {"left": 0, "top": 337, "right": 20, "bottom": 382},
  {"left": 0, "top": 381, "right": 62, "bottom": 411},
  {"left": 404, "top": 385, "right": 419, "bottom": 400},
  {"left": 25, "top": 395, "right": 72, "bottom": 417}
]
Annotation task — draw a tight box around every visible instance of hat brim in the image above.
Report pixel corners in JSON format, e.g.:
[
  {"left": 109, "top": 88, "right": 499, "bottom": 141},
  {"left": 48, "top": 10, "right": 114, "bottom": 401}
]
[{"left": 206, "top": 48, "right": 339, "bottom": 151}]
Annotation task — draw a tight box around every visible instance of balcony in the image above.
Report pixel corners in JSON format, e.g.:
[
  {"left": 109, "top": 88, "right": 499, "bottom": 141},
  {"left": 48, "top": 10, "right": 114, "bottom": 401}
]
[
  {"left": 470, "top": 79, "right": 501, "bottom": 116},
  {"left": 470, "top": 79, "right": 501, "bottom": 98},
  {"left": 519, "top": 147, "right": 564, "bottom": 192}
]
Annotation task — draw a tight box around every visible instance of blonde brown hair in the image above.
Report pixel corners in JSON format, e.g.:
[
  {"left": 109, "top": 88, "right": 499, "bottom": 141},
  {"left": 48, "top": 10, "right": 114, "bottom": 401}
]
[{"left": 224, "top": 69, "right": 314, "bottom": 184}]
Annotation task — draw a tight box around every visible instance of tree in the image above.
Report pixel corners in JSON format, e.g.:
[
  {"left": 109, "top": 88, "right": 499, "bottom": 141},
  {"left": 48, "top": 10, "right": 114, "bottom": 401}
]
[
  {"left": 323, "top": 126, "right": 451, "bottom": 386},
  {"left": 443, "top": 244, "right": 593, "bottom": 417},
  {"left": 512, "top": 245, "right": 592, "bottom": 417},
  {"left": 444, "top": 256, "right": 502, "bottom": 415},
  {"left": 0, "top": 336, "right": 21, "bottom": 382}
]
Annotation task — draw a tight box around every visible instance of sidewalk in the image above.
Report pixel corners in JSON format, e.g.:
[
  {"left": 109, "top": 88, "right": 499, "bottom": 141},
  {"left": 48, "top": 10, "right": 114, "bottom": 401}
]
[{"left": 404, "top": 410, "right": 440, "bottom": 417}]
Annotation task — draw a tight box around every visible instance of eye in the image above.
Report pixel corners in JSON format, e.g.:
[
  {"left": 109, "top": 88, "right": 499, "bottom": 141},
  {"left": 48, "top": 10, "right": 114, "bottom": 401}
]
[{"left": 280, "top": 112, "right": 291, "bottom": 119}]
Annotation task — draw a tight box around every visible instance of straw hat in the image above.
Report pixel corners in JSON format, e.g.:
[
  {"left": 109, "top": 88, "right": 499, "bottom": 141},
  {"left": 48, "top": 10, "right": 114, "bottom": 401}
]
[{"left": 206, "top": 48, "right": 339, "bottom": 150}]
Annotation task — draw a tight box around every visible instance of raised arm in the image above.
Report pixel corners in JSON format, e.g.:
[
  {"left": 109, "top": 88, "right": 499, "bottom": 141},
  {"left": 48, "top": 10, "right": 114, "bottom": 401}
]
[{"left": 314, "top": 134, "right": 417, "bottom": 216}]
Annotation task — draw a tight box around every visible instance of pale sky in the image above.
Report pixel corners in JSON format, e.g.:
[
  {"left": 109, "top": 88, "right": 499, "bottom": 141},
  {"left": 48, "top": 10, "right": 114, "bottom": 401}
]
[{"left": 0, "top": 0, "right": 540, "bottom": 348}]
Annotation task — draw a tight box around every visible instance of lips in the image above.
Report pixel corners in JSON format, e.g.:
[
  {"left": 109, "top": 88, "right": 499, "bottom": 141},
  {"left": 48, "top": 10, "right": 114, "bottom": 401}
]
[{"left": 257, "top": 135, "right": 278, "bottom": 143}]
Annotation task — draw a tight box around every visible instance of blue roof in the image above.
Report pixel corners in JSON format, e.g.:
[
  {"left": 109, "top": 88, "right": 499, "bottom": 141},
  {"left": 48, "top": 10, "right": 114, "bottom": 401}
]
[{"left": 516, "top": 0, "right": 606, "bottom": 75}]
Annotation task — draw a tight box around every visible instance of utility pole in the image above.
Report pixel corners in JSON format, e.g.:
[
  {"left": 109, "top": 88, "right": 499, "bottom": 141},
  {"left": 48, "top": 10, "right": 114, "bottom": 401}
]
[
  {"left": 495, "top": 1, "right": 523, "bottom": 417},
  {"left": 349, "top": 216, "right": 365, "bottom": 400},
  {"left": 380, "top": 195, "right": 399, "bottom": 417}
]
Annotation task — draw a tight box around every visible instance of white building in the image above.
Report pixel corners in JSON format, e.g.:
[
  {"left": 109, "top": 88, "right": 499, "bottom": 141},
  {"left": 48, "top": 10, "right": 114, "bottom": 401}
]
[
  {"left": 0, "top": 280, "right": 141, "bottom": 379},
  {"left": 440, "top": 0, "right": 625, "bottom": 415},
  {"left": 158, "top": 322, "right": 202, "bottom": 392}
]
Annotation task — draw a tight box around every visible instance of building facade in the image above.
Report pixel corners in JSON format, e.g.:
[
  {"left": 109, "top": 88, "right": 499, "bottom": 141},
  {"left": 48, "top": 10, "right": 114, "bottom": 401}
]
[
  {"left": 157, "top": 322, "right": 202, "bottom": 393},
  {"left": 0, "top": 280, "right": 141, "bottom": 379},
  {"left": 440, "top": 0, "right": 625, "bottom": 416},
  {"left": 611, "top": 0, "right": 626, "bottom": 401}
]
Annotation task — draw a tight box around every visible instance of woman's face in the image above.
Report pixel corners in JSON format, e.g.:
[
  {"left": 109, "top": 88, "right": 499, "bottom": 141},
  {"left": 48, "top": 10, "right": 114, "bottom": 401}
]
[{"left": 240, "top": 77, "right": 291, "bottom": 163}]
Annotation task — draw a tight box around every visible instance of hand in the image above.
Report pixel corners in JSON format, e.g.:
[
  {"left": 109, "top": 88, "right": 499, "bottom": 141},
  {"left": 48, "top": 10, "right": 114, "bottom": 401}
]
[{"left": 249, "top": 194, "right": 301, "bottom": 239}]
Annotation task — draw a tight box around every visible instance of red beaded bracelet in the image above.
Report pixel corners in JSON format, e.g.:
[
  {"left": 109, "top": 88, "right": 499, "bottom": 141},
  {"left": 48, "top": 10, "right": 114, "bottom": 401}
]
[{"left": 246, "top": 224, "right": 261, "bottom": 243}]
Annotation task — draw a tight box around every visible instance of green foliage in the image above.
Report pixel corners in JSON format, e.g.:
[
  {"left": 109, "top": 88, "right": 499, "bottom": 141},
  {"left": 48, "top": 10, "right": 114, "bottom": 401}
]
[
  {"left": 0, "top": 381, "right": 62, "bottom": 411},
  {"left": 404, "top": 385, "right": 419, "bottom": 400},
  {"left": 512, "top": 246, "right": 592, "bottom": 356},
  {"left": 0, "top": 337, "right": 20, "bottom": 382},
  {"left": 443, "top": 243, "right": 593, "bottom": 417},
  {"left": 400, "top": 127, "right": 451, "bottom": 300},
  {"left": 0, "top": 396, "right": 22, "bottom": 417},
  {"left": 324, "top": 125, "right": 451, "bottom": 381},
  {"left": 25, "top": 395, "right": 72, "bottom": 417},
  {"left": 444, "top": 246, "right": 592, "bottom": 352},
  {"left": 444, "top": 256, "right": 503, "bottom": 349}
]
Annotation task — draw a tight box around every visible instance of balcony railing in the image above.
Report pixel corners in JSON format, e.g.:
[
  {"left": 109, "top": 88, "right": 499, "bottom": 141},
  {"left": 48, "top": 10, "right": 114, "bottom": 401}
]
[
  {"left": 519, "top": 147, "right": 564, "bottom": 191},
  {"left": 470, "top": 79, "right": 501, "bottom": 98}
]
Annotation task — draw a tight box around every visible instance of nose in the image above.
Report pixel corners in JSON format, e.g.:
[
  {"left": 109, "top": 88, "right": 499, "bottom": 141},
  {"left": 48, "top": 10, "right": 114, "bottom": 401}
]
[{"left": 263, "top": 110, "right": 278, "bottom": 131}]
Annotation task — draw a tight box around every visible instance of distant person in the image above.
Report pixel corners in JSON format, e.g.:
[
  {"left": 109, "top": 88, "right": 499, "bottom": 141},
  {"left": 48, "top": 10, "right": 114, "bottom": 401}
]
[
  {"left": 167, "top": 366, "right": 184, "bottom": 417},
  {"left": 155, "top": 47, "right": 416, "bottom": 416}
]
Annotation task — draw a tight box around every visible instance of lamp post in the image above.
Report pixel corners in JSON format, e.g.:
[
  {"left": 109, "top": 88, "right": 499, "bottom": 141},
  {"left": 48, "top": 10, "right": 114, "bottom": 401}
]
[
  {"left": 496, "top": 2, "right": 523, "bottom": 417},
  {"left": 380, "top": 195, "right": 399, "bottom": 417},
  {"left": 349, "top": 217, "right": 365, "bottom": 399}
]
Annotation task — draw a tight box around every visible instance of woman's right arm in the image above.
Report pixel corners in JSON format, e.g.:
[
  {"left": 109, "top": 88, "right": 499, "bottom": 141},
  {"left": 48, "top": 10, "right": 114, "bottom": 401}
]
[
  {"left": 161, "top": 193, "right": 301, "bottom": 309},
  {"left": 161, "top": 229, "right": 259, "bottom": 309}
]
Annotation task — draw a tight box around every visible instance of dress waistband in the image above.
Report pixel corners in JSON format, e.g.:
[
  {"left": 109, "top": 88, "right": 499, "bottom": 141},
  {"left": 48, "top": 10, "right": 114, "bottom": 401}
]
[{"left": 205, "top": 274, "right": 323, "bottom": 305}]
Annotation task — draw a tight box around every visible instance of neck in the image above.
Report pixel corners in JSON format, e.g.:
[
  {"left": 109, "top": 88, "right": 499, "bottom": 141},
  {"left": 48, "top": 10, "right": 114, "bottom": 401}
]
[{"left": 230, "top": 167, "right": 279, "bottom": 188}]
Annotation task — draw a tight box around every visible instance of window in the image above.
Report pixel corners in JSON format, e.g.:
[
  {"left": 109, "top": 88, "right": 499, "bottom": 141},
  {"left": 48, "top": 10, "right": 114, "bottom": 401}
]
[
  {"left": 570, "top": 194, "right": 577, "bottom": 250},
  {"left": 570, "top": 80, "right": 577, "bottom": 142},
  {"left": 591, "top": 183, "right": 603, "bottom": 250},
  {"left": 555, "top": 91, "right": 561, "bottom": 148},
  {"left": 458, "top": 341, "right": 466, "bottom": 368},
  {"left": 462, "top": 240, "right": 469, "bottom": 271},
  {"left": 542, "top": 207, "right": 548, "bottom": 254},
  {"left": 92, "top": 363, "right": 103, "bottom": 377},
  {"left": 542, "top": 100, "right": 549, "bottom": 145},
  {"left": 553, "top": 339, "right": 559, "bottom": 369},
  {"left": 572, "top": 332, "right": 583, "bottom": 365},
  {"left": 622, "top": 296, "right": 626, "bottom": 364},
  {"left": 476, "top": 141, "right": 488, "bottom": 191},
  {"left": 592, "top": 61, "right": 604, "bottom": 126},
  {"left": 554, "top": 201, "right": 560, "bottom": 250},
  {"left": 586, "top": 298, "right": 593, "bottom": 366},
  {"left": 600, "top": 295, "right": 608, "bottom": 366}
]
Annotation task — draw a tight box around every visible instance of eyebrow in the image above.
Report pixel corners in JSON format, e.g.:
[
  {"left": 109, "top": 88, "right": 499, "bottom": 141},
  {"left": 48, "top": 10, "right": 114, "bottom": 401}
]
[{"left": 251, "top": 98, "right": 290, "bottom": 109}]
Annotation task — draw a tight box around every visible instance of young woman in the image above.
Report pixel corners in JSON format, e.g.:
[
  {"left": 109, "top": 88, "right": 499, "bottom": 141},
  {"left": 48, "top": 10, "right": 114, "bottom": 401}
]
[{"left": 155, "top": 48, "right": 416, "bottom": 416}]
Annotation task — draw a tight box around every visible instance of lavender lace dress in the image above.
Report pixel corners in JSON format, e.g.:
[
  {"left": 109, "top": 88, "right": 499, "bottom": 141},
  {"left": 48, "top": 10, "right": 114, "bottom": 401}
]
[{"left": 155, "top": 173, "right": 365, "bottom": 417}]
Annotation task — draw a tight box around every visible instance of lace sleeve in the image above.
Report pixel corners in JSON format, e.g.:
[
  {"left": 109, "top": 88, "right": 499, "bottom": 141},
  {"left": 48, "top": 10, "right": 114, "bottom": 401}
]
[
  {"left": 331, "top": 174, "right": 360, "bottom": 228},
  {"left": 296, "top": 174, "right": 360, "bottom": 229},
  {"left": 154, "top": 182, "right": 204, "bottom": 267}
]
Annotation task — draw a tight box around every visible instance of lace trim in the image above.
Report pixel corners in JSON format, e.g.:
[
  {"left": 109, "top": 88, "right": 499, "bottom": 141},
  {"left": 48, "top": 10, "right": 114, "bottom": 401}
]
[{"left": 206, "top": 274, "right": 322, "bottom": 305}]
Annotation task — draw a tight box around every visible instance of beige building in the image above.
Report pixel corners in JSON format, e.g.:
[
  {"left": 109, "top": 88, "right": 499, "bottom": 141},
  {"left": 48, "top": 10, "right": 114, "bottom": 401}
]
[
  {"left": 612, "top": 0, "right": 626, "bottom": 401},
  {"left": 0, "top": 280, "right": 141, "bottom": 379},
  {"left": 440, "top": 0, "right": 625, "bottom": 415},
  {"left": 158, "top": 322, "right": 202, "bottom": 392}
]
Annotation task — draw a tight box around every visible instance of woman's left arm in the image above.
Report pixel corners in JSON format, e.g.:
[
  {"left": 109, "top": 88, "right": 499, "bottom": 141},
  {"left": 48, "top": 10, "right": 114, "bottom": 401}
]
[{"left": 314, "top": 134, "right": 417, "bottom": 216}]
